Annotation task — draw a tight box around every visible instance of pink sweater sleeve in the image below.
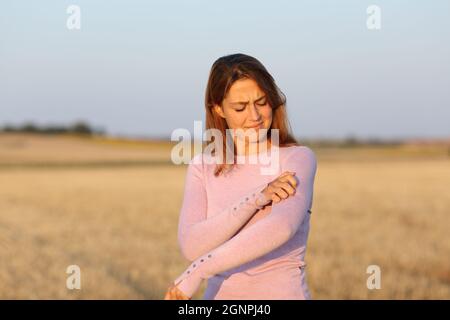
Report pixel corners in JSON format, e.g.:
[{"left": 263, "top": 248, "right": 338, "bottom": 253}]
[
  {"left": 173, "top": 146, "right": 318, "bottom": 298},
  {"left": 177, "top": 156, "right": 270, "bottom": 262}
]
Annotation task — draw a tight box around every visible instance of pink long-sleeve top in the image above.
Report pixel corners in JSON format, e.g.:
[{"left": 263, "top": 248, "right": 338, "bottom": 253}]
[{"left": 173, "top": 145, "right": 317, "bottom": 299}]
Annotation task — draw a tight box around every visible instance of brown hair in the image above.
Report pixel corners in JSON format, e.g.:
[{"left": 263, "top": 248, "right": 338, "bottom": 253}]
[{"left": 204, "top": 53, "right": 299, "bottom": 176}]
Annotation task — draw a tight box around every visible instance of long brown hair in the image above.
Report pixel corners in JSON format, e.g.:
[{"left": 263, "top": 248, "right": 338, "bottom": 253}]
[{"left": 204, "top": 53, "right": 299, "bottom": 176}]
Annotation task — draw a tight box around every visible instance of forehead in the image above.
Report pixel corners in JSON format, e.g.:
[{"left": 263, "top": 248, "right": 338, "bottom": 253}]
[{"left": 225, "top": 78, "right": 264, "bottom": 101}]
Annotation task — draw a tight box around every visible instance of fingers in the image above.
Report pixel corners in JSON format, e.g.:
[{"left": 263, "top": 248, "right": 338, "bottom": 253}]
[
  {"left": 177, "top": 289, "right": 190, "bottom": 300},
  {"left": 166, "top": 285, "right": 176, "bottom": 300},
  {"left": 275, "top": 181, "right": 296, "bottom": 196},
  {"left": 274, "top": 185, "right": 289, "bottom": 199},
  {"left": 271, "top": 193, "right": 281, "bottom": 203},
  {"left": 271, "top": 181, "right": 295, "bottom": 199},
  {"left": 280, "top": 170, "right": 295, "bottom": 177},
  {"left": 278, "top": 172, "right": 297, "bottom": 187},
  {"left": 164, "top": 287, "right": 173, "bottom": 300},
  {"left": 264, "top": 171, "right": 298, "bottom": 205},
  {"left": 278, "top": 171, "right": 295, "bottom": 181},
  {"left": 164, "top": 285, "right": 178, "bottom": 300},
  {"left": 165, "top": 285, "right": 190, "bottom": 300},
  {"left": 267, "top": 172, "right": 298, "bottom": 205},
  {"left": 176, "top": 287, "right": 184, "bottom": 300},
  {"left": 279, "top": 174, "right": 297, "bottom": 189}
]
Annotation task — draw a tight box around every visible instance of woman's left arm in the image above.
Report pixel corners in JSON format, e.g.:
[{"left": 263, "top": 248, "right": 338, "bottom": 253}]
[{"left": 172, "top": 146, "right": 318, "bottom": 298}]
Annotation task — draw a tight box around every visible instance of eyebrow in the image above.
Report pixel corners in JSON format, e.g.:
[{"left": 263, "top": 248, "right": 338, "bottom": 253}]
[{"left": 230, "top": 95, "right": 266, "bottom": 105}]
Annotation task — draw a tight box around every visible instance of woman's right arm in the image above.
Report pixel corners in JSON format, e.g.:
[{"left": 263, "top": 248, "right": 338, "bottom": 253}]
[
  {"left": 177, "top": 161, "right": 269, "bottom": 262},
  {"left": 178, "top": 159, "right": 297, "bottom": 262}
]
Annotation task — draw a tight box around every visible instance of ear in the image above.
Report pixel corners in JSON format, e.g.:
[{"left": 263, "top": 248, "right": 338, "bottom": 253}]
[{"left": 213, "top": 104, "right": 226, "bottom": 119}]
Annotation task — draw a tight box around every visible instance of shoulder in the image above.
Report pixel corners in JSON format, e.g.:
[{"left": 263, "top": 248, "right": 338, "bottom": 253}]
[
  {"left": 283, "top": 145, "right": 317, "bottom": 163},
  {"left": 187, "top": 153, "right": 205, "bottom": 172},
  {"left": 186, "top": 152, "right": 216, "bottom": 178},
  {"left": 189, "top": 152, "right": 205, "bottom": 166},
  {"left": 280, "top": 145, "right": 317, "bottom": 176},
  {"left": 188, "top": 152, "right": 216, "bottom": 167}
]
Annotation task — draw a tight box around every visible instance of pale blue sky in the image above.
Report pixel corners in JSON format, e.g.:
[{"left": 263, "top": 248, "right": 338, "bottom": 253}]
[{"left": 1, "top": 0, "right": 449, "bottom": 139}]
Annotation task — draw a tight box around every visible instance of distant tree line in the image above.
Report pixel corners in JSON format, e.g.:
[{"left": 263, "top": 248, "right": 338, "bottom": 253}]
[
  {"left": 300, "top": 135, "right": 405, "bottom": 148},
  {"left": 0, "top": 121, "right": 106, "bottom": 136},
  {"left": 0, "top": 122, "right": 422, "bottom": 147}
]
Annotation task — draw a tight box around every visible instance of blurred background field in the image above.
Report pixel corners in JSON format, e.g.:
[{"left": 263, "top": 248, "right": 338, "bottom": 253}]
[
  {"left": 0, "top": 132, "right": 449, "bottom": 299},
  {"left": 2, "top": 0, "right": 450, "bottom": 301}
]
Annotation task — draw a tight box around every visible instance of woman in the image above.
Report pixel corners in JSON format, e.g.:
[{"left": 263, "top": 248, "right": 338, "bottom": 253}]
[{"left": 164, "top": 53, "right": 317, "bottom": 300}]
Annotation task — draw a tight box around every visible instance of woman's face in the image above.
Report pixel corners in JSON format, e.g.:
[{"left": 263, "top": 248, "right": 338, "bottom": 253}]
[{"left": 214, "top": 78, "right": 273, "bottom": 146}]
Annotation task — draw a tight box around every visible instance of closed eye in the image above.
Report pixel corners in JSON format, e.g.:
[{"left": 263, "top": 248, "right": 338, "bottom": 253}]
[
  {"left": 234, "top": 97, "right": 267, "bottom": 111},
  {"left": 256, "top": 99, "right": 267, "bottom": 106},
  {"left": 255, "top": 96, "right": 267, "bottom": 106},
  {"left": 235, "top": 105, "right": 246, "bottom": 112}
]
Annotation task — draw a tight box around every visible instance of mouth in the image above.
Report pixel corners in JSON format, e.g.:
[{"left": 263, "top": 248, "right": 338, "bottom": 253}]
[{"left": 245, "top": 123, "right": 263, "bottom": 129}]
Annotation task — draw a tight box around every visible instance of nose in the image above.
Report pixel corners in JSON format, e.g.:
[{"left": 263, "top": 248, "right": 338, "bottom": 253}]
[{"left": 248, "top": 103, "right": 262, "bottom": 121}]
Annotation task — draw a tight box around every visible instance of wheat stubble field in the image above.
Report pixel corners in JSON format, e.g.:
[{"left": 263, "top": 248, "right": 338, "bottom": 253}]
[{"left": 0, "top": 134, "right": 449, "bottom": 299}]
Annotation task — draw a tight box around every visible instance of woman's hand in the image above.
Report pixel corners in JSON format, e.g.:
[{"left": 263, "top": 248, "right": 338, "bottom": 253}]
[
  {"left": 164, "top": 283, "right": 191, "bottom": 300},
  {"left": 258, "top": 171, "right": 297, "bottom": 205}
]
